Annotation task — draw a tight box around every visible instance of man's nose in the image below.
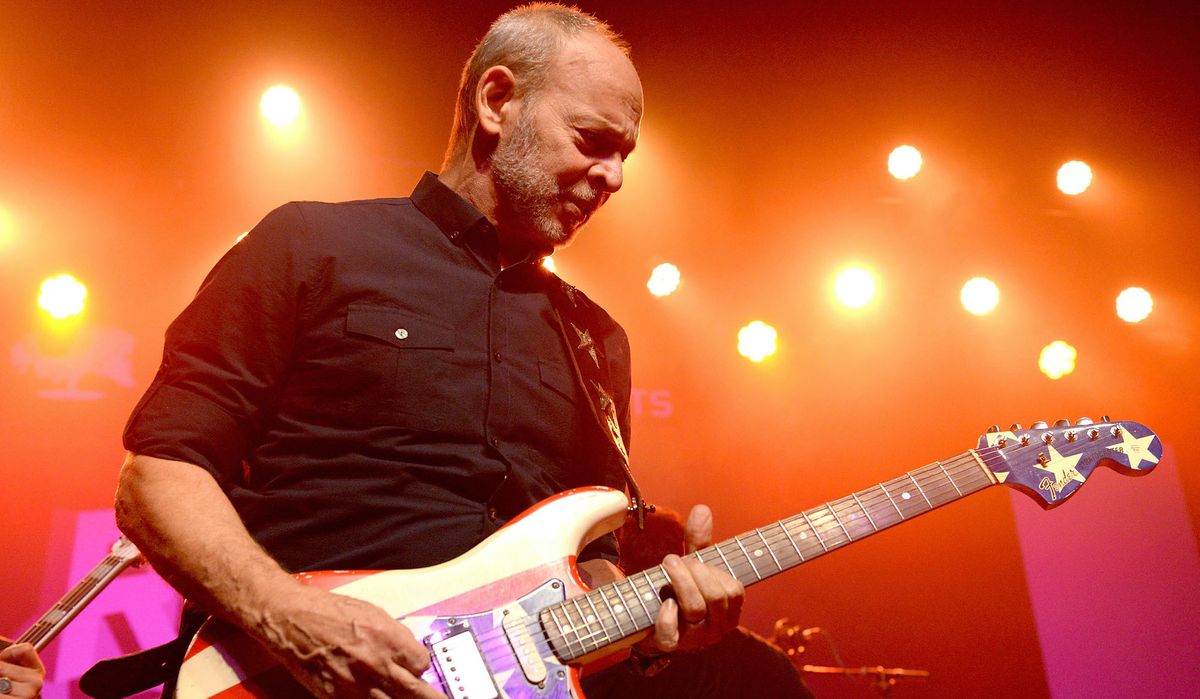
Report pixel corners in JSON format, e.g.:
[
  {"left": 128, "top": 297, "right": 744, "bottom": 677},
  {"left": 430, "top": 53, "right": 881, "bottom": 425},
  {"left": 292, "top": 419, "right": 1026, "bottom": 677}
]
[{"left": 590, "top": 153, "right": 624, "bottom": 193}]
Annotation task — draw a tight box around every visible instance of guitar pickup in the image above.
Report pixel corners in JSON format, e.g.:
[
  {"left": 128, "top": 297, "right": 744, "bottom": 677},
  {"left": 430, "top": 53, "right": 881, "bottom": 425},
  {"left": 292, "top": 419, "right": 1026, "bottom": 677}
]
[
  {"left": 427, "top": 624, "right": 499, "bottom": 699},
  {"left": 503, "top": 607, "right": 548, "bottom": 685}
]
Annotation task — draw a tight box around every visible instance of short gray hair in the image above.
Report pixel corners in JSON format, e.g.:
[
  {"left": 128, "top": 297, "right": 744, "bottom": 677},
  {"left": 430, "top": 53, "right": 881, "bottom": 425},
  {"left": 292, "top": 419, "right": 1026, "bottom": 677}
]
[{"left": 443, "top": 3, "right": 629, "bottom": 166}]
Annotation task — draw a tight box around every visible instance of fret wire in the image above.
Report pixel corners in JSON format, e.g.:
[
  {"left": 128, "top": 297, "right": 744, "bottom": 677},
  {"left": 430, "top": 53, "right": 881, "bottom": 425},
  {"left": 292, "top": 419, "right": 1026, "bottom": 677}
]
[
  {"left": 593, "top": 587, "right": 624, "bottom": 637},
  {"left": 731, "top": 535, "right": 762, "bottom": 580},
  {"left": 779, "top": 519, "right": 806, "bottom": 562},
  {"left": 712, "top": 541, "right": 735, "bottom": 575},
  {"left": 605, "top": 583, "right": 639, "bottom": 631},
  {"left": 547, "top": 606, "right": 581, "bottom": 659},
  {"left": 559, "top": 602, "right": 587, "bottom": 658},
  {"left": 829, "top": 496, "right": 870, "bottom": 534},
  {"left": 807, "top": 508, "right": 843, "bottom": 547},
  {"left": 799, "top": 511, "right": 829, "bottom": 552},
  {"left": 623, "top": 577, "right": 654, "bottom": 627},
  {"left": 878, "top": 481, "right": 906, "bottom": 520},
  {"left": 938, "top": 461, "right": 964, "bottom": 497},
  {"left": 866, "top": 484, "right": 903, "bottom": 527},
  {"left": 568, "top": 597, "right": 597, "bottom": 652},
  {"left": 907, "top": 472, "right": 933, "bottom": 508},
  {"left": 826, "top": 504, "right": 853, "bottom": 542},
  {"left": 755, "top": 526, "right": 783, "bottom": 572},
  {"left": 850, "top": 492, "right": 879, "bottom": 532},
  {"left": 580, "top": 591, "right": 613, "bottom": 646}
]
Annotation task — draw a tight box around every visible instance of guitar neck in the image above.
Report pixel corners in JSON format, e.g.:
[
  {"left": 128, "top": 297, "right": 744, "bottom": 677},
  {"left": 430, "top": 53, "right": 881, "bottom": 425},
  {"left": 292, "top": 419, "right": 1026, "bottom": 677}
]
[
  {"left": 14, "top": 548, "right": 140, "bottom": 652},
  {"left": 546, "top": 448, "right": 998, "bottom": 661}
]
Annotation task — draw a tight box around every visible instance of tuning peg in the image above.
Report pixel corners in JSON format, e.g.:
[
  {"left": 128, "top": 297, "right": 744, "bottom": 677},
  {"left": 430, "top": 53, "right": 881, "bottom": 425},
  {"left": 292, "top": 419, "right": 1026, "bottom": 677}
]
[
  {"left": 1076, "top": 417, "right": 1094, "bottom": 425},
  {"left": 1009, "top": 423, "right": 1022, "bottom": 431},
  {"left": 986, "top": 425, "right": 1000, "bottom": 433},
  {"left": 1100, "top": 415, "right": 1111, "bottom": 422},
  {"left": 1031, "top": 420, "right": 1049, "bottom": 429},
  {"left": 1054, "top": 419, "right": 1071, "bottom": 427}
]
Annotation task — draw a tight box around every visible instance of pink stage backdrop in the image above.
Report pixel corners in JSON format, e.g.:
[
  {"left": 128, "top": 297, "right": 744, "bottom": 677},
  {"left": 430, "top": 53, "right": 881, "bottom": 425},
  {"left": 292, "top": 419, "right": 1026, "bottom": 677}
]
[{"left": 1011, "top": 447, "right": 1200, "bottom": 698}]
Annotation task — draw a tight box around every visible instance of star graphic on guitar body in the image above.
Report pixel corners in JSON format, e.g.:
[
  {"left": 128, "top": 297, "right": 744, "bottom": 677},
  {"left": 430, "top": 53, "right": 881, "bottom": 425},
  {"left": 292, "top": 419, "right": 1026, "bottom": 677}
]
[
  {"left": 1038, "top": 445, "right": 1085, "bottom": 487},
  {"left": 1107, "top": 430, "right": 1159, "bottom": 470}
]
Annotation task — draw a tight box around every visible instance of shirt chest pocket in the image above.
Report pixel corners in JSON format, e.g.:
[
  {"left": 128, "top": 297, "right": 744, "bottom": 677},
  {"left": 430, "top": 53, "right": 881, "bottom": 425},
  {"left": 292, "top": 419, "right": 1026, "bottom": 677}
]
[{"left": 342, "top": 303, "right": 456, "bottom": 430}]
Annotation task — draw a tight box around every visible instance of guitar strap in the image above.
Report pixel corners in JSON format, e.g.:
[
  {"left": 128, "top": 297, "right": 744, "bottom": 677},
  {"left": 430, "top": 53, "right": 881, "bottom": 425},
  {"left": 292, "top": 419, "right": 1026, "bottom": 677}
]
[{"left": 544, "top": 274, "right": 654, "bottom": 528}]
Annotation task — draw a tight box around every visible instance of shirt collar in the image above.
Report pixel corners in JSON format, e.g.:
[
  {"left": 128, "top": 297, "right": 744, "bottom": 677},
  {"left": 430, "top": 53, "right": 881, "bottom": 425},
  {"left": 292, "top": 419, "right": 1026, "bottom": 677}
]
[{"left": 410, "top": 171, "right": 496, "bottom": 250}]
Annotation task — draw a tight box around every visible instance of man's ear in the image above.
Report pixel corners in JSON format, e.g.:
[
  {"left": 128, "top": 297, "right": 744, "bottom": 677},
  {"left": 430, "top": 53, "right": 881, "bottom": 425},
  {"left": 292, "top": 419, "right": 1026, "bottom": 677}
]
[{"left": 476, "top": 65, "right": 518, "bottom": 138}]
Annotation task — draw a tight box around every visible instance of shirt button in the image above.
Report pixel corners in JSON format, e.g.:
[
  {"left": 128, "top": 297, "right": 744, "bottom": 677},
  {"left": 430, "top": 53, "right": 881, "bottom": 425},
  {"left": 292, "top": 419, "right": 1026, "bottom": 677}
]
[
  {"left": 493, "top": 351, "right": 502, "bottom": 363},
  {"left": 486, "top": 508, "right": 498, "bottom": 522},
  {"left": 394, "top": 328, "right": 409, "bottom": 340},
  {"left": 489, "top": 437, "right": 499, "bottom": 448}
]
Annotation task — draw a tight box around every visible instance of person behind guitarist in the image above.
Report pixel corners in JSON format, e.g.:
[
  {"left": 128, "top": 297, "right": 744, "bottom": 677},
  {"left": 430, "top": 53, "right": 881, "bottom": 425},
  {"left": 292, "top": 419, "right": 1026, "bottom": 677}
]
[
  {"left": 0, "top": 641, "right": 45, "bottom": 699},
  {"left": 115, "top": 3, "right": 743, "bottom": 697}
]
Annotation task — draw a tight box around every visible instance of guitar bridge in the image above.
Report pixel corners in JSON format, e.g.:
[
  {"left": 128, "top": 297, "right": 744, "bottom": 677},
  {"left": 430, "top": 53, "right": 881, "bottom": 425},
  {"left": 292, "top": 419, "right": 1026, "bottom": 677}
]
[{"left": 426, "top": 622, "right": 499, "bottom": 699}]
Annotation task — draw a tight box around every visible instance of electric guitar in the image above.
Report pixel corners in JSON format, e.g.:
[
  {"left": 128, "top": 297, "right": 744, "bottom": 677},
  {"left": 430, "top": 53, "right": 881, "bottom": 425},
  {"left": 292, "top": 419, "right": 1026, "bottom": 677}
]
[
  {"left": 1, "top": 537, "right": 142, "bottom": 653},
  {"left": 175, "top": 418, "right": 1162, "bottom": 698}
]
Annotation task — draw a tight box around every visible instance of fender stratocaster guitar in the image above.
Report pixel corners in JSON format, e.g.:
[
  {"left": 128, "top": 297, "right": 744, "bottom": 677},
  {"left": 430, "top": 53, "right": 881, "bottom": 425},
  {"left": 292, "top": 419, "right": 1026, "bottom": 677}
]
[
  {"left": 176, "top": 418, "right": 1162, "bottom": 698},
  {"left": 1, "top": 537, "right": 142, "bottom": 653}
]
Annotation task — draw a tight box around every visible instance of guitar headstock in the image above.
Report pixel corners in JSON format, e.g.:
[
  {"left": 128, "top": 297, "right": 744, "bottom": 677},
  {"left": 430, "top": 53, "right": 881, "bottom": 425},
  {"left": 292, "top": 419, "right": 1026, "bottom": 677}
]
[
  {"left": 111, "top": 535, "right": 144, "bottom": 565},
  {"left": 976, "top": 418, "right": 1161, "bottom": 509}
]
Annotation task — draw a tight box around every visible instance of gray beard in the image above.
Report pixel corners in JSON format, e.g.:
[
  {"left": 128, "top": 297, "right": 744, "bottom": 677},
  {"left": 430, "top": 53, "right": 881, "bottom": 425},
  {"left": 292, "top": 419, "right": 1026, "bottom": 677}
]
[{"left": 491, "top": 115, "right": 570, "bottom": 253}]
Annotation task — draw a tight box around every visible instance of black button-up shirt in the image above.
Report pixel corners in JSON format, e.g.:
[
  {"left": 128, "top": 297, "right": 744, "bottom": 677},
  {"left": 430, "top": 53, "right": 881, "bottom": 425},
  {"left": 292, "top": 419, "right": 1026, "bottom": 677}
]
[{"left": 125, "top": 173, "right": 630, "bottom": 572}]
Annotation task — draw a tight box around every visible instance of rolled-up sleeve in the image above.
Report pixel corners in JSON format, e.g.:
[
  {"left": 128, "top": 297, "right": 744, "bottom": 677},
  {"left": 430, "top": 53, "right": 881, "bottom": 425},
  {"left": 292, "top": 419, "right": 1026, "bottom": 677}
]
[{"left": 123, "top": 203, "right": 310, "bottom": 483}]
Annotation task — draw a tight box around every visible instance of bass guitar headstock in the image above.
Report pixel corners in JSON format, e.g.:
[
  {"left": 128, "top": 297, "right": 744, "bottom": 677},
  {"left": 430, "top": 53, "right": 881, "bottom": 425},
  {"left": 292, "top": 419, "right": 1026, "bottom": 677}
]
[{"left": 976, "top": 417, "right": 1161, "bottom": 509}]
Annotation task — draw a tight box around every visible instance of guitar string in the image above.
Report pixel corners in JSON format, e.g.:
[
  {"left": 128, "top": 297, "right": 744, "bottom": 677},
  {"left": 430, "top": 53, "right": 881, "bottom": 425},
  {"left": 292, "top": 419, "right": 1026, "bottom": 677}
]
[
  {"left": 444, "top": 448, "right": 1008, "bottom": 663},
  {"left": 436, "top": 433, "right": 1117, "bottom": 670},
  {"left": 461, "top": 449, "right": 1001, "bottom": 661},
  {"left": 518, "top": 448, "right": 1007, "bottom": 655}
]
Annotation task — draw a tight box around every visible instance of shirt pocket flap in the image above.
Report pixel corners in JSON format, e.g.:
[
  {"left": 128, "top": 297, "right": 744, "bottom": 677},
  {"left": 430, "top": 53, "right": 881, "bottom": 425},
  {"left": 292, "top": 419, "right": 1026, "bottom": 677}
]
[
  {"left": 345, "top": 304, "right": 454, "bottom": 350},
  {"left": 538, "top": 358, "right": 576, "bottom": 400}
]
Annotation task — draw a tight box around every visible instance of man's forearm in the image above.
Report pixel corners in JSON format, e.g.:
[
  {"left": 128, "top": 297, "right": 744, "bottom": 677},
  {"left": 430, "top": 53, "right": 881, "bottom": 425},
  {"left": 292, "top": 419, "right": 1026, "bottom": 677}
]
[{"left": 114, "top": 453, "right": 302, "bottom": 634}]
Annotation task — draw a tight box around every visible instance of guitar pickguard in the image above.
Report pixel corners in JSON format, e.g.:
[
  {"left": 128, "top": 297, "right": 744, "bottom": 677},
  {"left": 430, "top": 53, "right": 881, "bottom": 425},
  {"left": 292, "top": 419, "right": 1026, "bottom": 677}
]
[{"left": 418, "top": 579, "right": 573, "bottom": 699}]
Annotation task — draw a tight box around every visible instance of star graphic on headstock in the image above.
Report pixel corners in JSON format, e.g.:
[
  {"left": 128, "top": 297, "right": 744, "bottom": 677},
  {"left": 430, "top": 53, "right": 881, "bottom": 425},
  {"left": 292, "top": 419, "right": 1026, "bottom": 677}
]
[
  {"left": 1107, "top": 430, "right": 1159, "bottom": 470},
  {"left": 1037, "top": 444, "right": 1085, "bottom": 487},
  {"left": 571, "top": 322, "right": 599, "bottom": 367}
]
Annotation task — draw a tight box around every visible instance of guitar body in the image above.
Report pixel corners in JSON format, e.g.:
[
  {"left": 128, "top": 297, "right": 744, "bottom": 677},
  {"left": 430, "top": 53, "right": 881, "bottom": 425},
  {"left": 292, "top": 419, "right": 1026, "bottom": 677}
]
[{"left": 176, "top": 487, "right": 632, "bottom": 698}]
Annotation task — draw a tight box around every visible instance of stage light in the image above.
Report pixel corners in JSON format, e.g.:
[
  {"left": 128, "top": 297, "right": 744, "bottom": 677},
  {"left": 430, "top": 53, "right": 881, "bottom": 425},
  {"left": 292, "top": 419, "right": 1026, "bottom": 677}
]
[
  {"left": 260, "top": 85, "right": 302, "bottom": 127},
  {"left": 541, "top": 257, "right": 557, "bottom": 274},
  {"left": 738, "top": 321, "right": 777, "bottom": 363},
  {"left": 38, "top": 274, "right": 88, "bottom": 319},
  {"left": 1056, "top": 160, "right": 1093, "bottom": 195},
  {"left": 1038, "top": 340, "right": 1077, "bottom": 380},
  {"left": 1116, "top": 287, "right": 1153, "bottom": 323},
  {"left": 888, "top": 145, "right": 922, "bottom": 180},
  {"left": 647, "top": 262, "right": 681, "bottom": 297},
  {"left": 960, "top": 277, "right": 1000, "bottom": 316},
  {"left": 834, "top": 267, "right": 877, "bottom": 309}
]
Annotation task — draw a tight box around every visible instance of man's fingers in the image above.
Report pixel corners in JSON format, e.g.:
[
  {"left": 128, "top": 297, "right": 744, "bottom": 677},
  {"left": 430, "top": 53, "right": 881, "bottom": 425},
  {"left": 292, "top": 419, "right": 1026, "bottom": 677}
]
[
  {"left": 0, "top": 643, "right": 43, "bottom": 673},
  {"left": 684, "top": 504, "right": 714, "bottom": 552},
  {"left": 652, "top": 597, "right": 681, "bottom": 651},
  {"left": 390, "top": 636, "right": 431, "bottom": 676},
  {"left": 661, "top": 555, "right": 708, "bottom": 623}
]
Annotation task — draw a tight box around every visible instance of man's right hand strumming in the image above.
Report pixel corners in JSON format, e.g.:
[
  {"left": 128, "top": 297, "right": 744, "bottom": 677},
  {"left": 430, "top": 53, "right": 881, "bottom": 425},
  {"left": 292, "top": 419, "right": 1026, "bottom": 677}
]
[
  {"left": 253, "top": 585, "right": 443, "bottom": 698},
  {"left": 116, "top": 454, "right": 444, "bottom": 697}
]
